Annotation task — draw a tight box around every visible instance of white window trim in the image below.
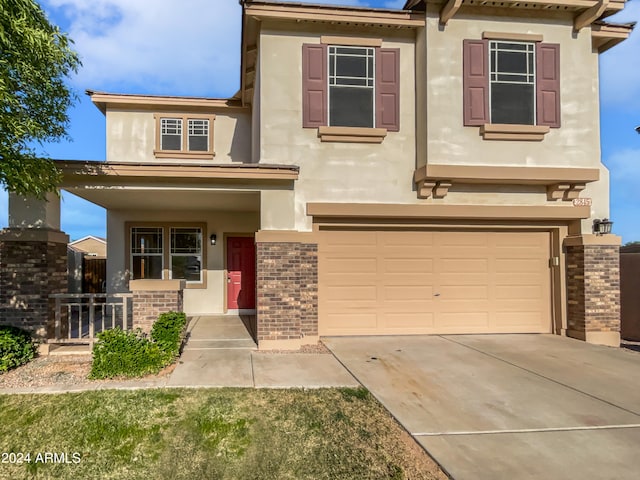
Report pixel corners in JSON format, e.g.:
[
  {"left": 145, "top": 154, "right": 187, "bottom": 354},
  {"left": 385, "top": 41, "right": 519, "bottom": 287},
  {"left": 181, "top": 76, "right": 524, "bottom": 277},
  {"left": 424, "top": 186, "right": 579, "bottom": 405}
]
[
  {"left": 169, "top": 227, "right": 203, "bottom": 284},
  {"left": 488, "top": 40, "right": 536, "bottom": 126},
  {"left": 127, "top": 223, "right": 207, "bottom": 289},
  {"left": 327, "top": 45, "right": 376, "bottom": 129}
]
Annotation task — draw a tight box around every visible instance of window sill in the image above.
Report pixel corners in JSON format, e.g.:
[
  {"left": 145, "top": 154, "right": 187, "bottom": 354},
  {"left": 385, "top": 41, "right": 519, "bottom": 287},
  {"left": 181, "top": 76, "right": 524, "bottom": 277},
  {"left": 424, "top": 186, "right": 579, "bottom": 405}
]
[
  {"left": 318, "top": 126, "right": 387, "bottom": 144},
  {"left": 154, "top": 150, "right": 215, "bottom": 159},
  {"left": 480, "top": 124, "right": 550, "bottom": 141}
]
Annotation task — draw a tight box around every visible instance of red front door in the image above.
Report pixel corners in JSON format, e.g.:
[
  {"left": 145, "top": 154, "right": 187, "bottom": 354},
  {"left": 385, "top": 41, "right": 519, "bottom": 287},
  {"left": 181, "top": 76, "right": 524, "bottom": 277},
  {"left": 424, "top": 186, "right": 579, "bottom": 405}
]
[{"left": 226, "top": 236, "right": 256, "bottom": 309}]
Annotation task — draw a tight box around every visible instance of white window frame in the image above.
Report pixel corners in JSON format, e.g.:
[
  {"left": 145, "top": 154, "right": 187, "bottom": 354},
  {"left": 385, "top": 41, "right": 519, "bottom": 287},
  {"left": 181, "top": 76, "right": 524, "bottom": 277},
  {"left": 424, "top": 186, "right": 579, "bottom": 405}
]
[
  {"left": 327, "top": 45, "right": 376, "bottom": 128},
  {"left": 488, "top": 40, "right": 536, "bottom": 125},
  {"left": 169, "top": 227, "right": 203, "bottom": 284},
  {"left": 130, "top": 227, "right": 165, "bottom": 280},
  {"left": 187, "top": 119, "right": 209, "bottom": 152}
]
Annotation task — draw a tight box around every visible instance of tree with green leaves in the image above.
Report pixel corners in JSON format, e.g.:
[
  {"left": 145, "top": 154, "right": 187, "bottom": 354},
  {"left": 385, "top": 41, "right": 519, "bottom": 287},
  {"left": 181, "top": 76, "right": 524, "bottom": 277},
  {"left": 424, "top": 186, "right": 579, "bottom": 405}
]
[{"left": 0, "top": 0, "right": 81, "bottom": 198}]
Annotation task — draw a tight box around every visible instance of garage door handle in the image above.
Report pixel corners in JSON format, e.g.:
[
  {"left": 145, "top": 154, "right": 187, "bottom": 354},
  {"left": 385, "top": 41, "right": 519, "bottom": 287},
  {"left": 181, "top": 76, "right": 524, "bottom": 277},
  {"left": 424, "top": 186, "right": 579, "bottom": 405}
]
[{"left": 434, "top": 293, "right": 441, "bottom": 297}]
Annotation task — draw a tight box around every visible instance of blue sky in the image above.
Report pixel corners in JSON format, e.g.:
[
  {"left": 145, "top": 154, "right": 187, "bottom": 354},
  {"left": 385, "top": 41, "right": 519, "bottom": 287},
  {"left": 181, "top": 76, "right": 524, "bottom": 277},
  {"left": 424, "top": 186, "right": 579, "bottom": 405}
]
[{"left": 1, "top": 0, "right": 638, "bottom": 242}]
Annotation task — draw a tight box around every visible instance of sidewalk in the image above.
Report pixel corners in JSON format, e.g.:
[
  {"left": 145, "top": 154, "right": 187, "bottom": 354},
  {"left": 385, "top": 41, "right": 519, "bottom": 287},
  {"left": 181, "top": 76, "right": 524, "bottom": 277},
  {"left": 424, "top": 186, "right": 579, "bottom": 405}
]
[
  {"left": 0, "top": 316, "right": 358, "bottom": 394},
  {"left": 167, "top": 316, "right": 359, "bottom": 388}
]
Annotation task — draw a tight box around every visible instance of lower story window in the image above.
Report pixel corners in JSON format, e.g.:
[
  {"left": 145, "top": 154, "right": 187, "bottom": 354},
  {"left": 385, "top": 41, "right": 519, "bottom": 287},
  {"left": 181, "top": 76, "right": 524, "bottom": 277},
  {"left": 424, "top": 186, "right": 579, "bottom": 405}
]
[
  {"left": 170, "top": 227, "right": 202, "bottom": 282},
  {"left": 131, "top": 227, "right": 164, "bottom": 280},
  {"left": 129, "top": 225, "right": 204, "bottom": 284}
]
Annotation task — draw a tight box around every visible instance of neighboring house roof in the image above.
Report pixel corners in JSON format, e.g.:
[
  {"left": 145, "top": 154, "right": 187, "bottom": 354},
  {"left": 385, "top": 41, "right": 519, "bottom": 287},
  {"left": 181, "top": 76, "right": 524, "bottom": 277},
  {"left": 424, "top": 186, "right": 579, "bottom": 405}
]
[
  {"left": 69, "top": 235, "right": 106, "bottom": 246},
  {"left": 69, "top": 235, "right": 107, "bottom": 257}
]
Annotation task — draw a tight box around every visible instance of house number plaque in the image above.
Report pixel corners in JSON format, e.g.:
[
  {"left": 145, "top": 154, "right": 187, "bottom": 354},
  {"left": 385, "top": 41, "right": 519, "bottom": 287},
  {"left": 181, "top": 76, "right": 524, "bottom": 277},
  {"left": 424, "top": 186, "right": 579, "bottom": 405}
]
[{"left": 572, "top": 198, "right": 592, "bottom": 207}]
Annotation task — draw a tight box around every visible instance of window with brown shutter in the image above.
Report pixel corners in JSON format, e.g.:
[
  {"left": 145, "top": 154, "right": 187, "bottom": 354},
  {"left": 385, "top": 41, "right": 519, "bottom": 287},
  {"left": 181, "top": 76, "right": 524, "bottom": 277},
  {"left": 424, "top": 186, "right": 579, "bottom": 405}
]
[
  {"left": 302, "top": 40, "right": 400, "bottom": 141},
  {"left": 463, "top": 35, "right": 560, "bottom": 140}
]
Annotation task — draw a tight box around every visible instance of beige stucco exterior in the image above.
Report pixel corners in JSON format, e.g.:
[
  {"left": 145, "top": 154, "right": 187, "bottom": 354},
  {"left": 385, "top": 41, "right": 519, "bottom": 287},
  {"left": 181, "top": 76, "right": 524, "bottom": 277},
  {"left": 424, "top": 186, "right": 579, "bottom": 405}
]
[
  {"left": 106, "top": 209, "right": 259, "bottom": 315},
  {"left": 106, "top": 109, "right": 252, "bottom": 164},
  {"left": 33, "top": 1, "right": 626, "bottom": 336},
  {"left": 257, "top": 22, "right": 418, "bottom": 232}
]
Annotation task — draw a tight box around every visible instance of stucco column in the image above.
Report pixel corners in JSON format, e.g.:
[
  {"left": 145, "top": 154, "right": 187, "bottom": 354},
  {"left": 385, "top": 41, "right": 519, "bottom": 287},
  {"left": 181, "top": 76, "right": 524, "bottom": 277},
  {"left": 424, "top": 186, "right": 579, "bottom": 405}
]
[
  {"left": 564, "top": 234, "right": 621, "bottom": 347},
  {"left": 0, "top": 193, "right": 68, "bottom": 339}
]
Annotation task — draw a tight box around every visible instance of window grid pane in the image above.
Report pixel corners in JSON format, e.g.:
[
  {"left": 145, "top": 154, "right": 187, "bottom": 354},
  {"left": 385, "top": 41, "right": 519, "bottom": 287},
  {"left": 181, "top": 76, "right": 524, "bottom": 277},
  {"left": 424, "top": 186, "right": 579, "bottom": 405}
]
[
  {"left": 170, "top": 228, "right": 202, "bottom": 282},
  {"left": 188, "top": 119, "right": 209, "bottom": 151},
  {"left": 131, "top": 227, "right": 164, "bottom": 280},
  {"left": 489, "top": 41, "right": 536, "bottom": 125},
  {"left": 161, "top": 118, "right": 182, "bottom": 150},
  {"left": 328, "top": 45, "right": 375, "bottom": 128}
]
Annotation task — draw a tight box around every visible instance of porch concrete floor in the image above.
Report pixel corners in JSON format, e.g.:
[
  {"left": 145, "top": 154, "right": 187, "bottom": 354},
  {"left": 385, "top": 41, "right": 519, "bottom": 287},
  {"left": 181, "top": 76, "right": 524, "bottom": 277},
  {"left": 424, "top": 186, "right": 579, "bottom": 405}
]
[{"left": 167, "top": 316, "right": 358, "bottom": 388}]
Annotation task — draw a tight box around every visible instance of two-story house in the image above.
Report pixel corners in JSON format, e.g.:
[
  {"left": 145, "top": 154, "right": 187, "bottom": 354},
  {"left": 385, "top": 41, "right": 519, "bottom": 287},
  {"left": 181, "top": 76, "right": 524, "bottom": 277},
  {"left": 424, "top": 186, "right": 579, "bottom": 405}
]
[{"left": 53, "top": 0, "right": 632, "bottom": 349}]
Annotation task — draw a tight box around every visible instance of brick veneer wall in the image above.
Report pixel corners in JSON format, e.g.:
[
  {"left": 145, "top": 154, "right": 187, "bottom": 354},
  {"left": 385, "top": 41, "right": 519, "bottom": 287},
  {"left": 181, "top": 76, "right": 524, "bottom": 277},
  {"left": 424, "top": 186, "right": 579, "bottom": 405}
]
[
  {"left": 256, "top": 242, "right": 318, "bottom": 345},
  {"left": 566, "top": 244, "right": 620, "bottom": 336},
  {"left": 0, "top": 238, "right": 68, "bottom": 339},
  {"left": 132, "top": 289, "right": 183, "bottom": 333}
]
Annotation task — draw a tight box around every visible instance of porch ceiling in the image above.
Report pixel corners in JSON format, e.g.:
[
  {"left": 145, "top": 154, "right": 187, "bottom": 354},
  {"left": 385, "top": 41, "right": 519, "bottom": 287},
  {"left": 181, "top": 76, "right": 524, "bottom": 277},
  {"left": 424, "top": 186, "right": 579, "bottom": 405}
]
[{"left": 63, "top": 186, "right": 260, "bottom": 212}]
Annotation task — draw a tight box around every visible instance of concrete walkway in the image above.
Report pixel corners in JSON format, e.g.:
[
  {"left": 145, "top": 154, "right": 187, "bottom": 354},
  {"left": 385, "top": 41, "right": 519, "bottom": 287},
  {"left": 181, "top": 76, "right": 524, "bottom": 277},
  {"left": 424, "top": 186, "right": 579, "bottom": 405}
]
[
  {"left": 325, "top": 334, "right": 640, "bottom": 480},
  {"left": 167, "top": 316, "right": 358, "bottom": 388}
]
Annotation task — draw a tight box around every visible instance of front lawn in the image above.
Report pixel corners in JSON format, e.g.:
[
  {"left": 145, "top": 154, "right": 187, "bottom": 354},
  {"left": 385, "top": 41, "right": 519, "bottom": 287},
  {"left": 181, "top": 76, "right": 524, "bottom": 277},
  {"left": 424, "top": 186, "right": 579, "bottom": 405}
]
[{"left": 0, "top": 388, "right": 446, "bottom": 480}]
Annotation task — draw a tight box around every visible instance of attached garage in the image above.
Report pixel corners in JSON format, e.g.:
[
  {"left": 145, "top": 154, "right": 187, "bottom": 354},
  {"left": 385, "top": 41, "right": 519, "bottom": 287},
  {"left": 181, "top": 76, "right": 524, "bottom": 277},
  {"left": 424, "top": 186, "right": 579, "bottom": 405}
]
[{"left": 319, "top": 229, "right": 552, "bottom": 336}]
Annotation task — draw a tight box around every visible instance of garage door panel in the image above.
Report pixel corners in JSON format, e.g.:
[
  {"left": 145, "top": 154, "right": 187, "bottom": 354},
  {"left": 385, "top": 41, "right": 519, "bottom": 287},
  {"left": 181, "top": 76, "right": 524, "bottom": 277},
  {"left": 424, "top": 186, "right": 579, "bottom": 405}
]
[
  {"left": 326, "top": 285, "right": 376, "bottom": 301},
  {"left": 437, "top": 312, "right": 490, "bottom": 329},
  {"left": 439, "top": 285, "right": 489, "bottom": 300},
  {"left": 382, "top": 313, "right": 436, "bottom": 330},
  {"left": 383, "top": 258, "right": 434, "bottom": 274},
  {"left": 439, "top": 273, "right": 488, "bottom": 286},
  {"left": 325, "top": 257, "right": 377, "bottom": 273},
  {"left": 383, "top": 285, "right": 434, "bottom": 301},
  {"left": 324, "top": 313, "right": 377, "bottom": 333},
  {"left": 439, "top": 258, "right": 489, "bottom": 273},
  {"left": 494, "top": 311, "right": 546, "bottom": 328},
  {"left": 495, "top": 285, "right": 545, "bottom": 300},
  {"left": 495, "top": 258, "right": 543, "bottom": 274},
  {"left": 319, "top": 230, "right": 551, "bottom": 336}
]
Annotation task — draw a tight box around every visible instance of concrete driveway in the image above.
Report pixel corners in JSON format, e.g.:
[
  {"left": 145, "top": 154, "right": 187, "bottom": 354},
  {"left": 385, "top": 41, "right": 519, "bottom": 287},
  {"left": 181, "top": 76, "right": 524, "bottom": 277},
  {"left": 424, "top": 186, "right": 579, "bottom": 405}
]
[{"left": 324, "top": 334, "right": 640, "bottom": 480}]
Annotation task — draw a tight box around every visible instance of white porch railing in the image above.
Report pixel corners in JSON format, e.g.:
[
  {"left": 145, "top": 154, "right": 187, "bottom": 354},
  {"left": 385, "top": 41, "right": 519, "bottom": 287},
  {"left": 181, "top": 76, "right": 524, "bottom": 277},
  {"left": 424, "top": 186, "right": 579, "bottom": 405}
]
[{"left": 50, "top": 293, "right": 133, "bottom": 344}]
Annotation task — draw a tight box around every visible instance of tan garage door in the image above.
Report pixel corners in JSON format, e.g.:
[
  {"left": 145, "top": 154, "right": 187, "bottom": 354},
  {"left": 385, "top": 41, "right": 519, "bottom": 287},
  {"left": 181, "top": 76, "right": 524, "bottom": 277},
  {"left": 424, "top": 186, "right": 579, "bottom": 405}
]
[{"left": 319, "top": 230, "right": 551, "bottom": 336}]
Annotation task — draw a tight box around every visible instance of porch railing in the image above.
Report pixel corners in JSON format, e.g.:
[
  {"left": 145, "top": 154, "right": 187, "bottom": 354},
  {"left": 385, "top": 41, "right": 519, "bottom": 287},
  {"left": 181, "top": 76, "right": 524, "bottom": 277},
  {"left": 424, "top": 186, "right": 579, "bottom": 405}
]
[{"left": 50, "top": 293, "right": 133, "bottom": 344}]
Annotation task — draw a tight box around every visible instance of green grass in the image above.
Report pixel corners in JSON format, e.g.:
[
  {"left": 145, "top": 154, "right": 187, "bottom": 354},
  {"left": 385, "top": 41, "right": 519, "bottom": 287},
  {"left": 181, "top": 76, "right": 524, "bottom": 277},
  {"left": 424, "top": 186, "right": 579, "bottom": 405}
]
[{"left": 0, "top": 388, "right": 443, "bottom": 480}]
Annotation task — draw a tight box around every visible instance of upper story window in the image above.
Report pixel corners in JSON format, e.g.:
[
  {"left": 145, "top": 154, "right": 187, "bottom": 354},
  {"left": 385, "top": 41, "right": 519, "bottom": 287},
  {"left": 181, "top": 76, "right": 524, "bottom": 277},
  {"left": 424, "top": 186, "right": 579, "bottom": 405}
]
[
  {"left": 489, "top": 41, "right": 535, "bottom": 125},
  {"left": 328, "top": 46, "right": 375, "bottom": 128},
  {"left": 302, "top": 37, "right": 400, "bottom": 142},
  {"left": 154, "top": 114, "right": 215, "bottom": 158},
  {"left": 463, "top": 34, "right": 560, "bottom": 140}
]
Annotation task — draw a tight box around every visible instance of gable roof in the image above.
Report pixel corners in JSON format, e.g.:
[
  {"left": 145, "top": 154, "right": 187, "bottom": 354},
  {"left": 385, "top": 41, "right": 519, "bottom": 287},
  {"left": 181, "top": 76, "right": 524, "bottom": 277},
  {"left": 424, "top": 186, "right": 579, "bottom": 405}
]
[{"left": 69, "top": 235, "right": 107, "bottom": 246}]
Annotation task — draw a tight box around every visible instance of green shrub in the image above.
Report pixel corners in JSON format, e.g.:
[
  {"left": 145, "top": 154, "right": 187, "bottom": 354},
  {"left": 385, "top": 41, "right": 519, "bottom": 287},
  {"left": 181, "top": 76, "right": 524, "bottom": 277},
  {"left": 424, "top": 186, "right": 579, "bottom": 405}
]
[
  {"left": 89, "top": 327, "right": 170, "bottom": 379},
  {"left": 151, "top": 311, "right": 187, "bottom": 359},
  {"left": 0, "top": 326, "right": 37, "bottom": 373}
]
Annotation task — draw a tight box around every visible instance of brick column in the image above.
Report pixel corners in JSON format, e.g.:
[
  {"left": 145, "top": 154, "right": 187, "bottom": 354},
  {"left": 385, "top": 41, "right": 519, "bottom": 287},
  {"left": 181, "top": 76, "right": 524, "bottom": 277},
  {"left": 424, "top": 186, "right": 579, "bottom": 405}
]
[
  {"left": 0, "top": 228, "right": 69, "bottom": 340},
  {"left": 255, "top": 232, "right": 318, "bottom": 350},
  {"left": 129, "top": 279, "right": 184, "bottom": 333},
  {"left": 565, "top": 235, "right": 621, "bottom": 347}
]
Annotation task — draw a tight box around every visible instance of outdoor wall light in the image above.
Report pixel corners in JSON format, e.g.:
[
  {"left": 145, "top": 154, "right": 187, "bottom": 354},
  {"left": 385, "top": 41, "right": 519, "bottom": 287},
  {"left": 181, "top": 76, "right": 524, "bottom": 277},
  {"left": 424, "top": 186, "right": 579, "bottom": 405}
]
[
  {"left": 593, "top": 218, "right": 613, "bottom": 235},
  {"left": 210, "top": 234, "right": 217, "bottom": 246}
]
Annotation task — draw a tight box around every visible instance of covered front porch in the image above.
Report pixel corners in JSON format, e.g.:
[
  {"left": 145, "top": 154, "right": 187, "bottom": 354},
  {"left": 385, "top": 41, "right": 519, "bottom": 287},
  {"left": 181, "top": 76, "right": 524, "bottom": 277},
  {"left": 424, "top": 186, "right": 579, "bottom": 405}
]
[{"left": 0, "top": 160, "right": 315, "bottom": 350}]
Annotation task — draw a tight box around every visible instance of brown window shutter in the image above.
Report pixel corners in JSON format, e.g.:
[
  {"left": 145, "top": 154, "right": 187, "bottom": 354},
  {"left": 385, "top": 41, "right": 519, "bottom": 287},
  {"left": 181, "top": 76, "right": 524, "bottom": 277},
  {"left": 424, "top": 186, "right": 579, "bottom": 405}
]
[
  {"left": 375, "top": 48, "right": 400, "bottom": 132},
  {"left": 536, "top": 43, "right": 560, "bottom": 128},
  {"left": 302, "top": 44, "right": 327, "bottom": 128},
  {"left": 462, "top": 39, "right": 489, "bottom": 126}
]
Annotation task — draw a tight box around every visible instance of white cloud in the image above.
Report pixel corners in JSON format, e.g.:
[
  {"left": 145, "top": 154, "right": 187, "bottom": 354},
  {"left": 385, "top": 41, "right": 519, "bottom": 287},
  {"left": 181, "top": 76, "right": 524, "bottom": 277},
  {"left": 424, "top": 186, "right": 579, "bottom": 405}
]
[
  {"left": 43, "top": 0, "right": 243, "bottom": 97},
  {"left": 599, "top": 2, "right": 640, "bottom": 111}
]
